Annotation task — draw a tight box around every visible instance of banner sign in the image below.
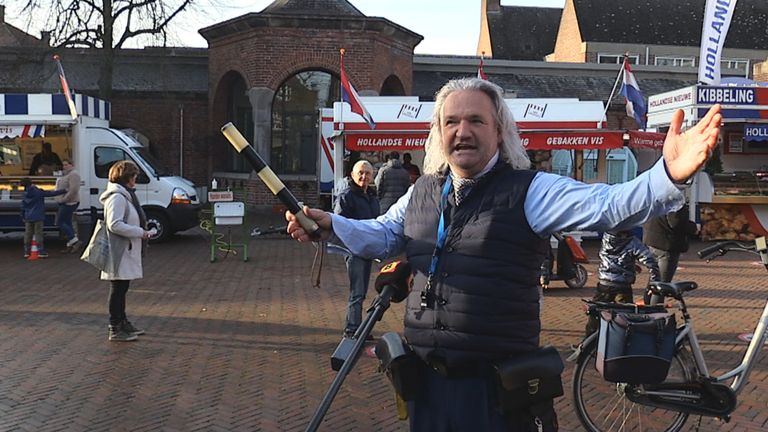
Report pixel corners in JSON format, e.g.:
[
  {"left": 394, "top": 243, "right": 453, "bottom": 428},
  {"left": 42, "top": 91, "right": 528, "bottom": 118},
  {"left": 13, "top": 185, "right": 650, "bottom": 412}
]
[
  {"left": 520, "top": 132, "right": 624, "bottom": 150},
  {"left": 627, "top": 131, "right": 666, "bottom": 149},
  {"left": 698, "top": 0, "right": 738, "bottom": 85},
  {"left": 0, "top": 125, "right": 45, "bottom": 138},
  {"left": 697, "top": 86, "right": 756, "bottom": 105},
  {"left": 344, "top": 130, "right": 666, "bottom": 151},
  {"left": 744, "top": 124, "right": 768, "bottom": 141},
  {"left": 345, "top": 133, "right": 428, "bottom": 151}
]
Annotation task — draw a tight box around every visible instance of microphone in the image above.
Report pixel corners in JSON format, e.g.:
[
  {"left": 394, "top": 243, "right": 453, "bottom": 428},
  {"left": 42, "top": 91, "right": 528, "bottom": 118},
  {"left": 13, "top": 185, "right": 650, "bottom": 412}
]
[
  {"left": 221, "top": 122, "right": 321, "bottom": 239},
  {"left": 374, "top": 261, "right": 413, "bottom": 303}
]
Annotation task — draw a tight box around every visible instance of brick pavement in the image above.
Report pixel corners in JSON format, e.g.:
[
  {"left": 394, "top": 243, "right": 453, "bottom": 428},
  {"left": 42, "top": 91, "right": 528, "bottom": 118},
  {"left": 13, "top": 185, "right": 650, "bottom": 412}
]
[{"left": 1, "top": 221, "right": 767, "bottom": 431}]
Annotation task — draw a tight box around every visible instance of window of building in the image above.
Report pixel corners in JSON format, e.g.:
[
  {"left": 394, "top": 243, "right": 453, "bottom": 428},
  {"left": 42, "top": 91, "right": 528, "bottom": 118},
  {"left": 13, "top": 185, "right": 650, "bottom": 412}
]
[
  {"left": 655, "top": 56, "right": 695, "bottom": 67},
  {"left": 606, "top": 148, "right": 638, "bottom": 185},
  {"left": 597, "top": 54, "right": 639, "bottom": 64},
  {"left": 271, "top": 71, "right": 340, "bottom": 175},
  {"left": 225, "top": 77, "right": 252, "bottom": 173},
  {"left": 721, "top": 58, "right": 749, "bottom": 75}
]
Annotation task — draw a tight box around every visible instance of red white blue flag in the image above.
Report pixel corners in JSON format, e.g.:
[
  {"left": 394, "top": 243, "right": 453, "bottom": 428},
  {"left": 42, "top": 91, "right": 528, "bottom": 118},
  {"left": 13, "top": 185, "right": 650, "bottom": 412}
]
[
  {"left": 619, "top": 58, "right": 646, "bottom": 130},
  {"left": 340, "top": 49, "right": 375, "bottom": 129},
  {"left": 53, "top": 54, "right": 78, "bottom": 120},
  {"left": 477, "top": 55, "right": 488, "bottom": 80}
]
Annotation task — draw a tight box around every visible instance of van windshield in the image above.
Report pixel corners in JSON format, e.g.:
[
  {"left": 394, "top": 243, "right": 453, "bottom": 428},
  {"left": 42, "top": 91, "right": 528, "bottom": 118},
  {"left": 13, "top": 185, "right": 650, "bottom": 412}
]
[{"left": 133, "top": 147, "right": 172, "bottom": 177}]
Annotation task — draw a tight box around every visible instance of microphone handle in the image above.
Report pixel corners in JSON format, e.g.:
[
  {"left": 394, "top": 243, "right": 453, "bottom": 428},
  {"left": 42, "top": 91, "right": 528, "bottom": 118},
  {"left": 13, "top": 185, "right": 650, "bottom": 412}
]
[{"left": 221, "top": 122, "right": 321, "bottom": 238}]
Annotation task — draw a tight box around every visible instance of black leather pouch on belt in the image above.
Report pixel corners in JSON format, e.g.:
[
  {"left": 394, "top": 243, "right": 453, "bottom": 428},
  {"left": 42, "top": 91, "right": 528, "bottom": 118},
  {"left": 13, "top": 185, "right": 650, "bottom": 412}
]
[
  {"left": 375, "top": 332, "right": 423, "bottom": 401},
  {"left": 493, "top": 345, "right": 565, "bottom": 413}
]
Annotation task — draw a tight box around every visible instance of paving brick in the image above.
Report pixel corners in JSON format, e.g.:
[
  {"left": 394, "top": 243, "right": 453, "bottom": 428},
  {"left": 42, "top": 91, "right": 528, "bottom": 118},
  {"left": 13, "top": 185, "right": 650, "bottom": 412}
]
[{"left": 1, "top": 226, "right": 768, "bottom": 431}]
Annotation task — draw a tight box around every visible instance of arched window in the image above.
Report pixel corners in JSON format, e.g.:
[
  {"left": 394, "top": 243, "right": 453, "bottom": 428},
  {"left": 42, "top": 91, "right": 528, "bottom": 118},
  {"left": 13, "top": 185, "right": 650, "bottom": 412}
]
[{"left": 271, "top": 71, "right": 340, "bottom": 175}]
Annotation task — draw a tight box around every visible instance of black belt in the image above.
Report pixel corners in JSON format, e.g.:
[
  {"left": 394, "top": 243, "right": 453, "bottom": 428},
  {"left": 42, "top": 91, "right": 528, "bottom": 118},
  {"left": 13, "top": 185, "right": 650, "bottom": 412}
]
[{"left": 423, "top": 357, "right": 492, "bottom": 379}]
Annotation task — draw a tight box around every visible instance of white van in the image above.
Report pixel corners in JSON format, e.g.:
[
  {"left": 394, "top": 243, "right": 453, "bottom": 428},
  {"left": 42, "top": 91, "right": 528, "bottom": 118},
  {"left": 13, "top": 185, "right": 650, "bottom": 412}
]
[{"left": 0, "top": 93, "right": 200, "bottom": 242}]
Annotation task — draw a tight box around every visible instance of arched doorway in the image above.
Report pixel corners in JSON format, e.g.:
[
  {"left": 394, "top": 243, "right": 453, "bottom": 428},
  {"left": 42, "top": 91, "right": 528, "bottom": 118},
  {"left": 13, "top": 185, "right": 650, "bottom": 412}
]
[
  {"left": 212, "top": 71, "right": 251, "bottom": 173},
  {"left": 380, "top": 75, "right": 405, "bottom": 96},
  {"left": 271, "top": 70, "right": 340, "bottom": 175}
]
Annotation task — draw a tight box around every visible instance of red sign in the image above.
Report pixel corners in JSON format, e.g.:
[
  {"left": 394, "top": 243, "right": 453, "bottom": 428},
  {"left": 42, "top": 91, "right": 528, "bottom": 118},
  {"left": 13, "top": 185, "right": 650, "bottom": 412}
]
[
  {"left": 627, "top": 131, "right": 665, "bottom": 149},
  {"left": 345, "top": 133, "right": 428, "bottom": 151},
  {"left": 343, "top": 130, "right": 666, "bottom": 152},
  {"left": 520, "top": 132, "right": 624, "bottom": 150},
  {"left": 207, "top": 191, "right": 234, "bottom": 202}
]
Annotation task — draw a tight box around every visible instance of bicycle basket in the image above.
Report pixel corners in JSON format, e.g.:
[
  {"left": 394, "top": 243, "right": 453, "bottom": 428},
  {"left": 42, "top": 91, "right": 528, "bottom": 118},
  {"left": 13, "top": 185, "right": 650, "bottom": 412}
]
[{"left": 596, "top": 310, "right": 676, "bottom": 384}]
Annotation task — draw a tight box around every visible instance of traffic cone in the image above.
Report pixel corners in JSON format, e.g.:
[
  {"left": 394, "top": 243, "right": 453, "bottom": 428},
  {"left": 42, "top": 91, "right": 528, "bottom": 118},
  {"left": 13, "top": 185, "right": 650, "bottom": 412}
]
[{"left": 28, "top": 237, "right": 40, "bottom": 261}]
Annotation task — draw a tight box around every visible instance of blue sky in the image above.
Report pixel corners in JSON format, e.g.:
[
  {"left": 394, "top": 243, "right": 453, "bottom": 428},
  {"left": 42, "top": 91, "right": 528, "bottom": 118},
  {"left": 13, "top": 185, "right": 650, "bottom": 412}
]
[{"left": 8, "top": 0, "right": 566, "bottom": 55}]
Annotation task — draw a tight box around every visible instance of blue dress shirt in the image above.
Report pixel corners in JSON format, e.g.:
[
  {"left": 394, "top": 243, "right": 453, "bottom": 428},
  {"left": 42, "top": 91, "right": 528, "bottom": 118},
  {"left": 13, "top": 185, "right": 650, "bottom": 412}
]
[{"left": 329, "top": 158, "right": 685, "bottom": 261}]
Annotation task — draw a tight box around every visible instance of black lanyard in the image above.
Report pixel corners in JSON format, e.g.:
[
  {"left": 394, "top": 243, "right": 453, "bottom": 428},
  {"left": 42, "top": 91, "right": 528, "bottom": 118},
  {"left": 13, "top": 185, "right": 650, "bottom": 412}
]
[{"left": 420, "top": 174, "right": 453, "bottom": 310}]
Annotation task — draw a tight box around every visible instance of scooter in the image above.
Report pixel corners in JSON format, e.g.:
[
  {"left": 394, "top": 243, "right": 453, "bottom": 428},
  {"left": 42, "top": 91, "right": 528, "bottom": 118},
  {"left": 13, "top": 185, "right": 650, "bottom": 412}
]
[{"left": 540, "top": 232, "right": 589, "bottom": 289}]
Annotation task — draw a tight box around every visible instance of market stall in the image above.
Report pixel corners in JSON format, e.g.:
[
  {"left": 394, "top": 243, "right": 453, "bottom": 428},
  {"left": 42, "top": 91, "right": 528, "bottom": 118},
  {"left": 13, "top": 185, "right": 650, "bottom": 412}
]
[
  {"left": 319, "top": 97, "right": 665, "bottom": 193},
  {"left": 648, "top": 84, "right": 768, "bottom": 240}
]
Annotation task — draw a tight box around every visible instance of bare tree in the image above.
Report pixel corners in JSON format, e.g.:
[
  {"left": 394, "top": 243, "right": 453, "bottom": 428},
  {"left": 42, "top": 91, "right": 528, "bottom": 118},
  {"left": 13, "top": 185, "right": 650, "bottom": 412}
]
[{"left": 21, "top": 0, "right": 195, "bottom": 99}]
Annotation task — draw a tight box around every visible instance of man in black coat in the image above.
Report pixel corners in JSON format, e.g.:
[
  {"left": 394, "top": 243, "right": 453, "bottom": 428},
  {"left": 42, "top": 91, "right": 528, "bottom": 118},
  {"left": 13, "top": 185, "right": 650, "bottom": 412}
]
[{"left": 643, "top": 204, "right": 699, "bottom": 282}]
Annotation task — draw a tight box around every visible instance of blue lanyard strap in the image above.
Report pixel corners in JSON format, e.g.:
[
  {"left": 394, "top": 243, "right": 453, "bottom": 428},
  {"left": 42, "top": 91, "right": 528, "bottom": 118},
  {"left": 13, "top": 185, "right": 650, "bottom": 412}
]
[{"left": 421, "top": 173, "right": 453, "bottom": 310}]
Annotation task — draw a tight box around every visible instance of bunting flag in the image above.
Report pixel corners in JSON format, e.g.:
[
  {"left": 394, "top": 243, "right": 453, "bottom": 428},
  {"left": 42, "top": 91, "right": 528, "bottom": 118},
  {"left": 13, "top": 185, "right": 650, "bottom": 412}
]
[
  {"left": 53, "top": 54, "right": 78, "bottom": 120},
  {"left": 477, "top": 54, "right": 488, "bottom": 80},
  {"left": 619, "top": 58, "right": 646, "bottom": 130},
  {"left": 698, "top": 0, "right": 738, "bottom": 85},
  {"left": 340, "top": 49, "right": 375, "bottom": 129}
]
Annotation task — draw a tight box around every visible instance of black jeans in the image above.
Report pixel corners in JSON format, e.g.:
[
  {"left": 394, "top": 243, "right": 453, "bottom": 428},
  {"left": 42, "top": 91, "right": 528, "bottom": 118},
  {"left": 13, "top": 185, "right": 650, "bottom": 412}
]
[{"left": 108, "top": 280, "right": 131, "bottom": 326}]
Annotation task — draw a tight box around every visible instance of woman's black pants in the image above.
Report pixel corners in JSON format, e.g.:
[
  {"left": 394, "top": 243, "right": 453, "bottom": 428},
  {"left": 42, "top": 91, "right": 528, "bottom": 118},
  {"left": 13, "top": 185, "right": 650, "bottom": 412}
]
[{"left": 108, "top": 280, "right": 130, "bottom": 326}]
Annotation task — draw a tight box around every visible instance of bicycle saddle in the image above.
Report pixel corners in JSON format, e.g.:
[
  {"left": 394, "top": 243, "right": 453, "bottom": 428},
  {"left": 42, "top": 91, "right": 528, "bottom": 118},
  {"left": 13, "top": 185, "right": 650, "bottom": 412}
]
[{"left": 648, "top": 281, "right": 698, "bottom": 300}]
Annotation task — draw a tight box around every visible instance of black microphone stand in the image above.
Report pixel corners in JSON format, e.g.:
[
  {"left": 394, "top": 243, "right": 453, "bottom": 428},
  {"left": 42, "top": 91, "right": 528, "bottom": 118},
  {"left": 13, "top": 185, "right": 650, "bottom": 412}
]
[{"left": 304, "top": 286, "right": 396, "bottom": 432}]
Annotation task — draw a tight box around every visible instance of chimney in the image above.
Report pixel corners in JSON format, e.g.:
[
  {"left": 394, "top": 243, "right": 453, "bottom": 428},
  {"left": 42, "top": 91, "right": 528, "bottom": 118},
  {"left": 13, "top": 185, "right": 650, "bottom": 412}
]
[
  {"left": 41, "top": 31, "right": 51, "bottom": 46},
  {"left": 486, "top": 0, "right": 501, "bottom": 13},
  {"left": 0, "top": 6, "right": 5, "bottom": 23}
]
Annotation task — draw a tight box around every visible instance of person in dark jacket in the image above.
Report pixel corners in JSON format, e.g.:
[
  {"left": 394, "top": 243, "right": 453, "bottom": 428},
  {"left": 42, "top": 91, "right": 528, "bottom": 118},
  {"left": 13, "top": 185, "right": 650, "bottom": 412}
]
[
  {"left": 334, "top": 160, "right": 380, "bottom": 337},
  {"left": 643, "top": 204, "right": 698, "bottom": 282},
  {"left": 286, "top": 78, "right": 722, "bottom": 431},
  {"left": 586, "top": 230, "right": 661, "bottom": 335},
  {"left": 374, "top": 151, "right": 411, "bottom": 213},
  {"left": 20, "top": 178, "right": 66, "bottom": 258},
  {"left": 28, "top": 142, "right": 63, "bottom": 176},
  {"left": 402, "top": 152, "right": 421, "bottom": 184}
]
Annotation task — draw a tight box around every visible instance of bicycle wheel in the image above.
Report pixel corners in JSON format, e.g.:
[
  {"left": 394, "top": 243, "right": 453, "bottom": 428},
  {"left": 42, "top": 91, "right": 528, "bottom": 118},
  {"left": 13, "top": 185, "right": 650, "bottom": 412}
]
[{"left": 572, "top": 340, "right": 694, "bottom": 432}]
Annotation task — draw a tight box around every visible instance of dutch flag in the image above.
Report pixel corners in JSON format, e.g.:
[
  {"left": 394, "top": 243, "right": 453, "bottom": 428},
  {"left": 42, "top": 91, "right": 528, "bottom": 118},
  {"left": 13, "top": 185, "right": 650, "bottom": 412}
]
[
  {"left": 340, "top": 50, "right": 375, "bottom": 129},
  {"left": 477, "top": 55, "right": 487, "bottom": 80},
  {"left": 619, "top": 59, "right": 646, "bottom": 130},
  {"left": 53, "top": 55, "right": 78, "bottom": 120}
]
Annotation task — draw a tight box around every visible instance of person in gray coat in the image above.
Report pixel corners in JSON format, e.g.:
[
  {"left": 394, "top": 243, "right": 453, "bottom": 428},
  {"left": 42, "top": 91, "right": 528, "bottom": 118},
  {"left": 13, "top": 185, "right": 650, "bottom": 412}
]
[
  {"left": 100, "top": 160, "right": 153, "bottom": 342},
  {"left": 374, "top": 151, "right": 411, "bottom": 214}
]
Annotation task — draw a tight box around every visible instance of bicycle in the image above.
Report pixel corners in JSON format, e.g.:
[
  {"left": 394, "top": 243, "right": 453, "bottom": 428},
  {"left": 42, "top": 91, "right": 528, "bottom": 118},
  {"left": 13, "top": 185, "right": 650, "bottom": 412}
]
[{"left": 570, "top": 236, "right": 768, "bottom": 432}]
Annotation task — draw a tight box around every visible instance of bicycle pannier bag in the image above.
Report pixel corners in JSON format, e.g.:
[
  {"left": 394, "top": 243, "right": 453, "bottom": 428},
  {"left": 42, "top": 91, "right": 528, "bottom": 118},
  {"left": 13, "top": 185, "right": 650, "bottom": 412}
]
[{"left": 596, "top": 311, "right": 676, "bottom": 384}]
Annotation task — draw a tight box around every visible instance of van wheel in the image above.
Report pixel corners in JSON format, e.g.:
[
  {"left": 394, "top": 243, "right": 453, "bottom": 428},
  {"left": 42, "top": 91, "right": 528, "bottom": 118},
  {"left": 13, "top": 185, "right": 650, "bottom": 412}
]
[{"left": 146, "top": 210, "right": 171, "bottom": 243}]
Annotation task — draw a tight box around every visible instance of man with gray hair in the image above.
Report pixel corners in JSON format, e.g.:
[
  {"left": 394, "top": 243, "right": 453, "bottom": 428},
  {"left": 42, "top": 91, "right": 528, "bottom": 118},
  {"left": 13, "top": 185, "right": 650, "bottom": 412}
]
[
  {"left": 287, "top": 77, "right": 721, "bottom": 430},
  {"left": 334, "top": 159, "right": 380, "bottom": 337}
]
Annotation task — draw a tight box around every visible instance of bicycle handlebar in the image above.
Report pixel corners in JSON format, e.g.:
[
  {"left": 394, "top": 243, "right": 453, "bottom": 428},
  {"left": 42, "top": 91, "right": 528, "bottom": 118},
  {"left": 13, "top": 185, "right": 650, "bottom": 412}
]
[{"left": 697, "top": 240, "right": 756, "bottom": 260}]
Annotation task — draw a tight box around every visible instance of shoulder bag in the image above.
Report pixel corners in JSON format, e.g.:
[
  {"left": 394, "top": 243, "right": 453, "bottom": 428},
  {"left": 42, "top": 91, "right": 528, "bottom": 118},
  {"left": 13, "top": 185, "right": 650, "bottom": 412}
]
[{"left": 80, "top": 195, "right": 130, "bottom": 273}]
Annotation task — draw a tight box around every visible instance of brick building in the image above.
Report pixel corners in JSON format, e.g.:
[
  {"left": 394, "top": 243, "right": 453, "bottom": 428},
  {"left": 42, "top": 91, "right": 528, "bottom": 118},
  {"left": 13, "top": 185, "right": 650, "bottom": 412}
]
[
  {"left": 198, "top": 0, "right": 421, "bottom": 208},
  {"left": 3, "top": 0, "right": 768, "bottom": 210}
]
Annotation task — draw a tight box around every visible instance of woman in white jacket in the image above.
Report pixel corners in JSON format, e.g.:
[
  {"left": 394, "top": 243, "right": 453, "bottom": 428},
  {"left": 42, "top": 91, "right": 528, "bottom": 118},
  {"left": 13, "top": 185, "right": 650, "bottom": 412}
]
[{"left": 100, "top": 160, "right": 153, "bottom": 342}]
